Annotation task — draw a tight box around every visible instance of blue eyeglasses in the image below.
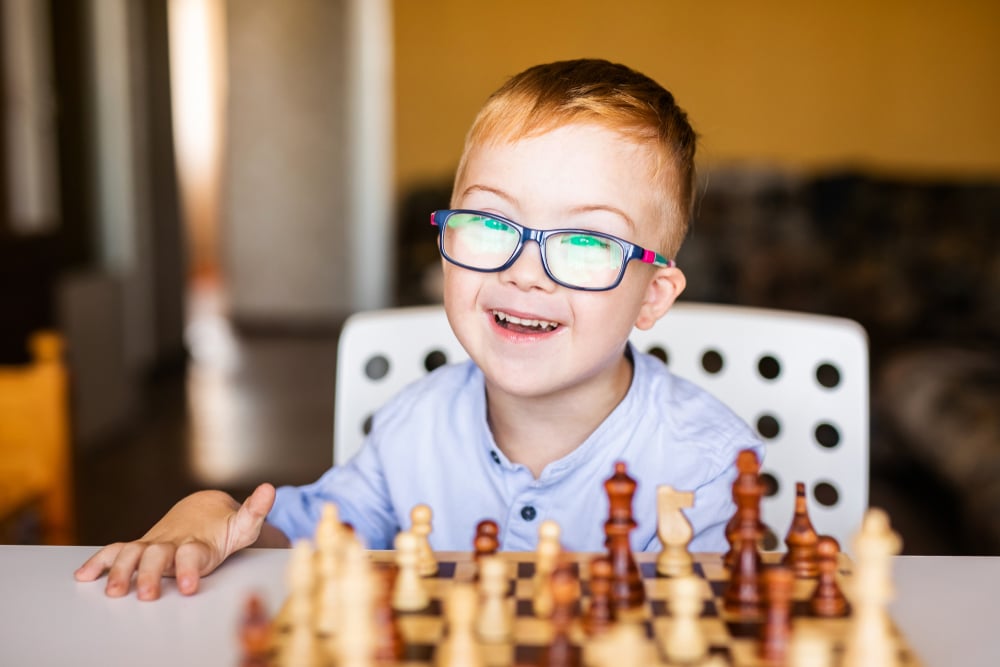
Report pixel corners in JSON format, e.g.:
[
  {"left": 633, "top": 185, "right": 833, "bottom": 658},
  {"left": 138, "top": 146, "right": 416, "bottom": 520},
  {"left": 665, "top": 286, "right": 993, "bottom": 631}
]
[{"left": 430, "top": 209, "right": 674, "bottom": 291}]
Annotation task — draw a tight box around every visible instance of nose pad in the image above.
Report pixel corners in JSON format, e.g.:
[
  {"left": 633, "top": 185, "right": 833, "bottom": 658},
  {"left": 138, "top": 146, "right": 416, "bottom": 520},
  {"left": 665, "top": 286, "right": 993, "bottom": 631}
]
[{"left": 498, "top": 240, "right": 555, "bottom": 290}]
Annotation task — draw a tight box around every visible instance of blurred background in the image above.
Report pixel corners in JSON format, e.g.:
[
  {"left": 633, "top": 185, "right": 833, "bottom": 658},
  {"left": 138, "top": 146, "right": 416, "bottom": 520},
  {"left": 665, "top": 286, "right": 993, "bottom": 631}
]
[{"left": 0, "top": 0, "right": 997, "bottom": 554}]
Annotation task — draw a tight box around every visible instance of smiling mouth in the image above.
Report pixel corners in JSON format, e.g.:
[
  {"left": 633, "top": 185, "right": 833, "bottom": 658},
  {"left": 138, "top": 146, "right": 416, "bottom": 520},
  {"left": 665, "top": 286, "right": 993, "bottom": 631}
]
[{"left": 492, "top": 310, "right": 560, "bottom": 334}]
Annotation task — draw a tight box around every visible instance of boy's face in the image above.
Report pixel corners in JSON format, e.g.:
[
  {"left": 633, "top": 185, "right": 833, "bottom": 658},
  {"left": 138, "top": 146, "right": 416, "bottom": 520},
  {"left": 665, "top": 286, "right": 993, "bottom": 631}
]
[{"left": 443, "top": 122, "right": 686, "bottom": 402}]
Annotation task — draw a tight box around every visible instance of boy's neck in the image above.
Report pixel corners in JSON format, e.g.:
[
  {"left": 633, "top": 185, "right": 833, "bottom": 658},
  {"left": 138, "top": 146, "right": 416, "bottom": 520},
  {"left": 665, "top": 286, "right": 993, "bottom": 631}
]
[{"left": 485, "top": 350, "right": 634, "bottom": 479}]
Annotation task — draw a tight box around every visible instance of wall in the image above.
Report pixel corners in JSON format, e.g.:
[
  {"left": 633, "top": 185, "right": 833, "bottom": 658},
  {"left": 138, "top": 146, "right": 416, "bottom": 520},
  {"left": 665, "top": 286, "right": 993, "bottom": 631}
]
[
  {"left": 394, "top": 0, "right": 1000, "bottom": 194},
  {"left": 223, "top": 0, "right": 350, "bottom": 324}
]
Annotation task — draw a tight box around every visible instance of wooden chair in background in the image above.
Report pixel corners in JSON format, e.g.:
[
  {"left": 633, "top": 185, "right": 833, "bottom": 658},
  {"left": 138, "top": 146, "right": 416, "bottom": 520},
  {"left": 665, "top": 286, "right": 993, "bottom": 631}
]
[{"left": 0, "top": 332, "right": 74, "bottom": 544}]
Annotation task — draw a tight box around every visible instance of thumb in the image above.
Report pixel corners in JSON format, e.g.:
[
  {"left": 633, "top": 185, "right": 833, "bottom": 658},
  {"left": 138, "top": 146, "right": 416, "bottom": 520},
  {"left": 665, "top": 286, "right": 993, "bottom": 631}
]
[{"left": 229, "top": 483, "right": 276, "bottom": 551}]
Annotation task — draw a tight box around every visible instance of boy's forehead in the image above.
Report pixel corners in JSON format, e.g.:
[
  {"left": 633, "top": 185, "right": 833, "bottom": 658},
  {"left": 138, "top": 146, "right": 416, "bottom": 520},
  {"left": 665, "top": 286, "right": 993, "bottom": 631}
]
[{"left": 454, "top": 124, "right": 675, "bottom": 233}]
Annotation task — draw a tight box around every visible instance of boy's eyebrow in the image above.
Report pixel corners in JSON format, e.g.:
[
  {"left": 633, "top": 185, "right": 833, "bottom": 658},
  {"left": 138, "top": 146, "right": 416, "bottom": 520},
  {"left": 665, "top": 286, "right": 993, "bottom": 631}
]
[
  {"left": 459, "top": 184, "right": 517, "bottom": 205},
  {"left": 567, "top": 204, "right": 636, "bottom": 231},
  {"left": 461, "top": 185, "right": 636, "bottom": 230}
]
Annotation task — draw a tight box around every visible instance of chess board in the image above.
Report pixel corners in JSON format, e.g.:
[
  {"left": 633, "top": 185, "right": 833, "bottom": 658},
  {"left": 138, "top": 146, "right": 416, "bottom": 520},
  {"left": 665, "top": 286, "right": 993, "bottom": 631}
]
[{"left": 260, "top": 550, "right": 922, "bottom": 667}]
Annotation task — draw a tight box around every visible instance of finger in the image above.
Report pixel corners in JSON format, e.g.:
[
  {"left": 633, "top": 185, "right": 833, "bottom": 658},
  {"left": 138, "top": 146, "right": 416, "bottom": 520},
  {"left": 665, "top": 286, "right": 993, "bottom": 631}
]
[
  {"left": 135, "top": 543, "right": 176, "bottom": 601},
  {"left": 74, "top": 543, "right": 125, "bottom": 582},
  {"left": 104, "top": 543, "right": 146, "bottom": 597},
  {"left": 174, "top": 541, "right": 213, "bottom": 595},
  {"left": 230, "top": 483, "right": 277, "bottom": 551}
]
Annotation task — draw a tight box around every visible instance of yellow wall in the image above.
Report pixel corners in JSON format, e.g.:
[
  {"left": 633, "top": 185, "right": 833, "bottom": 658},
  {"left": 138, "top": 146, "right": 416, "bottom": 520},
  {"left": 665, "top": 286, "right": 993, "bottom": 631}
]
[{"left": 394, "top": 0, "right": 1000, "bottom": 193}]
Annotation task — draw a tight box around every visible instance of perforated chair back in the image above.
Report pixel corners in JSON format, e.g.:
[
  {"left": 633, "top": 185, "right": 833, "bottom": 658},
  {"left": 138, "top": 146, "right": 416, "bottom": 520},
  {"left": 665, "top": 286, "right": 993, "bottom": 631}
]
[{"left": 334, "top": 303, "right": 869, "bottom": 548}]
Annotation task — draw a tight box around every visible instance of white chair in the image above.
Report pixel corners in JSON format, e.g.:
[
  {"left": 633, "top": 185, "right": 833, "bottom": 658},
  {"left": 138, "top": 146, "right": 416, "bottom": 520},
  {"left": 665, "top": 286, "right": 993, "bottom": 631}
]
[{"left": 334, "top": 302, "right": 869, "bottom": 549}]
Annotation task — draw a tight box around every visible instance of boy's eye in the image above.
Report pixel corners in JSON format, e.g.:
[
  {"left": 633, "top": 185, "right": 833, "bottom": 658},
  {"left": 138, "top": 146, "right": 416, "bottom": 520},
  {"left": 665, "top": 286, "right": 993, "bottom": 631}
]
[
  {"left": 483, "top": 217, "right": 511, "bottom": 232},
  {"left": 562, "top": 234, "right": 609, "bottom": 249}
]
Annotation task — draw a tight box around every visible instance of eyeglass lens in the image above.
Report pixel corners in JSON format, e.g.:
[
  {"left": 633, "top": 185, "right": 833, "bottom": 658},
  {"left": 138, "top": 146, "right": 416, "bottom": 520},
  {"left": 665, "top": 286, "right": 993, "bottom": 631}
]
[{"left": 441, "top": 212, "right": 625, "bottom": 289}]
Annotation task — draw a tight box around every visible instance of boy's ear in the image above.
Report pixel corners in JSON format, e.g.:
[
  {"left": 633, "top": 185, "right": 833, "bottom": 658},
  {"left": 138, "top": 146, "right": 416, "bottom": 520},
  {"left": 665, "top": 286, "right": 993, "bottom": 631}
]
[{"left": 634, "top": 266, "right": 686, "bottom": 330}]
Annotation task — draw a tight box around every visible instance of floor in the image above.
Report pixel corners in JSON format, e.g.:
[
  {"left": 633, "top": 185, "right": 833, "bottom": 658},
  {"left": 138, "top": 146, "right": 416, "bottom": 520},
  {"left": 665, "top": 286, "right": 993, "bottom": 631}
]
[{"left": 70, "top": 287, "right": 966, "bottom": 554}]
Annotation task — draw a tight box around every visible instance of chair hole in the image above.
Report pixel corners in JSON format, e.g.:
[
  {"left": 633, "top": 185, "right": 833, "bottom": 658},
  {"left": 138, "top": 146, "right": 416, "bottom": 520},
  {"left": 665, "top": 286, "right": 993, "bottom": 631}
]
[
  {"left": 362, "top": 414, "right": 374, "bottom": 436},
  {"left": 761, "top": 524, "right": 780, "bottom": 551},
  {"left": 424, "top": 349, "right": 448, "bottom": 372},
  {"left": 816, "top": 362, "right": 841, "bottom": 388},
  {"left": 814, "top": 422, "right": 841, "bottom": 449},
  {"left": 364, "top": 355, "right": 390, "bottom": 380},
  {"left": 760, "top": 471, "right": 780, "bottom": 497},
  {"left": 647, "top": 345, "right": 668, "bottom": 364},
  {"left": 756, "top": 414, "right": 781, "bottom": 440},
  {"left": 701, "top": 349, "right": 724, "bottom": 374},
  {"left": 757, "top": 354, "right": 781, "bottom": 380},
  {"left": 813, "top": 481, "right": 840, "bottom": 507}
]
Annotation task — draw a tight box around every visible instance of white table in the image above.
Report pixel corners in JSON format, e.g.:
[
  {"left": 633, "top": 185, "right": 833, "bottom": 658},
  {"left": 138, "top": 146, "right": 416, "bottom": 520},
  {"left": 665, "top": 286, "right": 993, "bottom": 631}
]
[{"left": 0, "top": 547, "right": 997, "bottom": 666}]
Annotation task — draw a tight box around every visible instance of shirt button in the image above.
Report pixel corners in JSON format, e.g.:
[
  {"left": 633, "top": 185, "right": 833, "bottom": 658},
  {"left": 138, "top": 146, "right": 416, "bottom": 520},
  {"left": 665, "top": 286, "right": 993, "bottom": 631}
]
[
  {"left": 520, "top": 505, "right": 537, "bottom": 521},
  {"left": 490, "top": 450, "right": 501, "bottom": 464}
]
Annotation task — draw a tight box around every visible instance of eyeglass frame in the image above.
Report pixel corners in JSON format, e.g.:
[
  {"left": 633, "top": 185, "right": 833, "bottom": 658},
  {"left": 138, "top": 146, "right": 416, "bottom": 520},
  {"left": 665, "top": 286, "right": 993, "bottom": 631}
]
[{"left": 430, "top": 209, "right": 675, "bottom": 292}]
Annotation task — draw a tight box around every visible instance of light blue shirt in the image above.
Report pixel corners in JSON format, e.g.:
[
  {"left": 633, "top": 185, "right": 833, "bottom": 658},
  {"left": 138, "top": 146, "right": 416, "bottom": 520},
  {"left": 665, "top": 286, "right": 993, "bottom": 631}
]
[{"left": 268, "top": 344, "right": 763, "bottom": 552}]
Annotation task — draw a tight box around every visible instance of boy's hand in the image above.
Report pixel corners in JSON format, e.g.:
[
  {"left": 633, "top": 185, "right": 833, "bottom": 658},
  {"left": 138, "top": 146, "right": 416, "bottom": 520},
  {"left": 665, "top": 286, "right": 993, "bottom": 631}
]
[{"left": 74, "top": 483, "right": 285, "bottom": 600}]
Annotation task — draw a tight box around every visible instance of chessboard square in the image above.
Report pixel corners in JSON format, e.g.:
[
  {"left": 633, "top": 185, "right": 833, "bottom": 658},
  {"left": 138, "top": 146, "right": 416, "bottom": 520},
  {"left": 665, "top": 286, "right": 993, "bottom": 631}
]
[
  {"left": 639, "top": 561, "right": 658, "bottom": 578},
  {"left": 400, "top": 643, "right": 435, "bottom": 663},
  {"left": 643, "top": 578, "right": 673, "bottom": 600},
  {"left": 397, "top": 615, "right": 444, "bottom": 644},
  {"left": 513, "top": 579, "right": 534, "bottom": 599},
  {"left": 728, "top": 639, "right": 761, "bottom": 665},
  {"left": 479, "top": 641, "right": 514, "bottom": 667},
  {"left": 693, "top": 616, "right": 731, "bottom": 644},
  {"left": 511, "top": 617, "right": 553, "bottom": 645},
  {"left": 517, "top": 561, "right": 534, "bottom": 579},
  {"left": 431, "top": 561, "right": 457, "bottom": 579},
  {"left": 700, "top": 558, "right": 729, "bottom": 581},
  {"left": 454, "top": 561, "right": 478, "bottom": 581},
  {"left": 515, "top": 598, "right": 534, "bottom": 618}
]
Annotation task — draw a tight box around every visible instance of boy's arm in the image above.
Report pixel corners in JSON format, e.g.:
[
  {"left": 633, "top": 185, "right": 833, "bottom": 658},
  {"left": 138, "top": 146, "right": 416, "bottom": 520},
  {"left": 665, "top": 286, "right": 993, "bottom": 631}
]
[{"left": 74, "top": 483, "right": 288, "bottom": 601}]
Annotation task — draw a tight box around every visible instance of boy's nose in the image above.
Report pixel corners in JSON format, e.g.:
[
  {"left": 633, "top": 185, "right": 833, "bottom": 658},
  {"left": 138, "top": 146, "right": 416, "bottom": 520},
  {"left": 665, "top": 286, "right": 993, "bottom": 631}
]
[{"left": 498, "top": 241, "right": 555, "bottom": 291}]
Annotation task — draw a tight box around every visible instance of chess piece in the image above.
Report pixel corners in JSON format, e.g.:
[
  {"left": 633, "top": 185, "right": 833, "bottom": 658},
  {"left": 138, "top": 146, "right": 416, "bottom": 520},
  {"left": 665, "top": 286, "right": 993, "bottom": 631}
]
[
  {"left": 790, "top": 628, "right": 834, "bottom": 667},
  {"left": 810, "top": 535, "right": 848, "bottom": 617},
  {"left": 337, "top": 540, "right": 376, "bottom": 667},
  {"left": 411, "top": 503, "right": 439, "bottom": 576},
  {"left": 474, "top": 519, "right": 500, "bottom": 561},
  {"left": 723, "top": 450, "right": 764, "bottom": 618},
  {"left": 759, "top": 565, "right": 794, "bottom": 665},
  {"left": 582, "top": 555, "right": 614, "bottom": 637},
  {"left": 476, "top": 555, "right": 512, "bottom": 643},
  {"left": 372, "top": 566, "right": 405, "bottom": 663},
  {"left": 315, "top": 504, "right": 343, "bottom": 639},
  {"left": 782, "top": 482, "right": 820, "bottom": 578},
  {"left": 604, "top": 462, "right": 645, "bottom": 612},
  {"left": 437, "top": 583, "right": 484, "bottom": 667},
  {"left": 276, "top": 540, "right": 323, "bottom": 667},
  {"left": 661, "top": 574, "right": 707, "bottom": 664},
  {"left": 589, "top": 620, "right": 655, "bottom": 667},
  {"left": 842, "top": 508, "right": 902, "bottom": 667},
  {"left": 724, "top": 449, "right": 764, "bottom": 571},
  {"left": 392, "top": 530, "right": 430, "bottom": 611},
  {"left": 239, "top": 594, "right": 272, "bottom": 667},
  {"left": 534, "top": 519, "right": 562, "bottom": 618},
  {"left": 655, "top": 484, "right": 695, "bottom": 577},
  {"left": 542, "top": 559, "right": 582, "bottom": 667}
]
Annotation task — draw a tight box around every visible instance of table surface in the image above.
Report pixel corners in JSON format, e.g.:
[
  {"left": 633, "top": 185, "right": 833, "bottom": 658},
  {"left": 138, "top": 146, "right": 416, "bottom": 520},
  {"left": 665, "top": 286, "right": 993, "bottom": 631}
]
[{"left": 0, "top": 546, "right": 997, "bottom": 667}]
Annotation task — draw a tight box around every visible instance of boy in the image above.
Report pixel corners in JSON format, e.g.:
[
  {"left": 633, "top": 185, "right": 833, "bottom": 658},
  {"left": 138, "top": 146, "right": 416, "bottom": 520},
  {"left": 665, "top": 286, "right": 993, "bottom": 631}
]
[{"left": 75, "top": 59, "right": 762, "bottom": 600}]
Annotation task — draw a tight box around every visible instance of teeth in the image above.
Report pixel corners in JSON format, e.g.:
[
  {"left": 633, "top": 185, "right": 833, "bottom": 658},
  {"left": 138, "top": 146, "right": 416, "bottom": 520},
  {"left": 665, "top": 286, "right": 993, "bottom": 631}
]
[{"left": 493, "top": 310, "right": 558, "bottom": 331}]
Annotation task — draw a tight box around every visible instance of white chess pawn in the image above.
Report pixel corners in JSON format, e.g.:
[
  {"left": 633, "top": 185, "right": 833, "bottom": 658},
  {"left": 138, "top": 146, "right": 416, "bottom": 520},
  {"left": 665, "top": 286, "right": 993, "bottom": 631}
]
[
  {"left": 393, "top": 530, "right": 430, "bottom": 611},
  {"left": 661, "top": 574, "right": 707, "bottom": 664},
  {"left": 533, "top": 519, "right": 561, "bottom": 618},
  {"left": 315, "top": 503, "right": 343, "bottom": 638},
  {"left": 437, "top": 583, "right": 484, "bottom": 667},
  {"left": 476, "top": 555, "right": 512, "bottom": 643},
  {"left": 411, "top": 503, "right": 439, "bottom": 576}
]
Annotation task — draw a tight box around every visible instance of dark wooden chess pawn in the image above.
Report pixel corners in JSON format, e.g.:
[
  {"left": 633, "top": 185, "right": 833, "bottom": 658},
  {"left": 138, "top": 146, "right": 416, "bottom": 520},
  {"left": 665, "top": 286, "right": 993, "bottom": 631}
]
[
  {"left": 782, "top": 482, "right": 820, "bottom": 578},
  {"left": 723, "top": 450, "right": 765, "bottom": 618},
  {"left": 604, "top": 461, "right": 645, "bottom": 611},
  {"left": 582, "top": 555, "right": 615, "bottom": 637},
  {"left": 810, "top": 535, "right": 849, "bottom": 617},
  {"left": 542, "top": 560, "right": 582, "bottom": 667},
  {"left": 239, "top": 594, "right": 273, "bottom": 667},
  {"left": 474, "top": 519, "right": 500, "bottom": 561},
  {"left": 724, "top": 449, "right": 764, "bottom": 570},
  {"left": 760, "top": 565, "right": 794, "bottom": 666}
]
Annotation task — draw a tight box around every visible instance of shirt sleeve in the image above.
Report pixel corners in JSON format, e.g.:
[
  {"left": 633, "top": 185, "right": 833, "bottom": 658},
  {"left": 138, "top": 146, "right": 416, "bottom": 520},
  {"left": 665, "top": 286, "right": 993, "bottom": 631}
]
[{"left": 267, "top": 430, "right": 400, "bottom": 548}]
